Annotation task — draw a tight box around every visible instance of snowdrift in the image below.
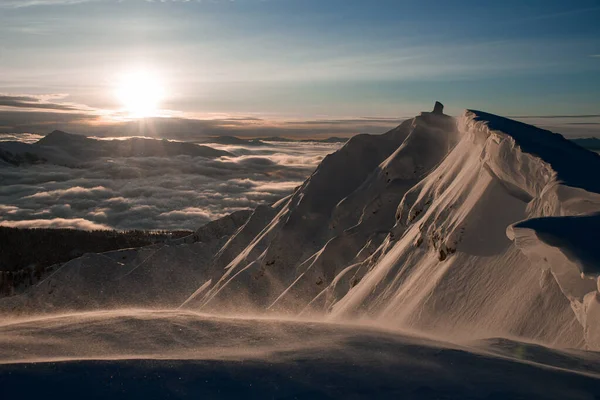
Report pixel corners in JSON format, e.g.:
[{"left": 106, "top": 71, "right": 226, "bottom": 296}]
[
  {"left": 2, "top": 310, "right": 600, "bottom": 399},
  {"left": 3, "top": 104, "right": 600, "bottom": 351}
]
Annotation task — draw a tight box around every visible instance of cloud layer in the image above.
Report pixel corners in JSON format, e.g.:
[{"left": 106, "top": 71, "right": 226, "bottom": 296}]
[
  {"left": 0, "top": 139, "right": 341, "bottom": 230},
  {"left": 1, "top": 92, "right": 598, "bottom": 139}
]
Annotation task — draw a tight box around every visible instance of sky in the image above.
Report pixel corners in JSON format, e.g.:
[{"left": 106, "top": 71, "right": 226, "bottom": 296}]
[{"left": 0, "top": 0, "right": 599, "bottom": 137}]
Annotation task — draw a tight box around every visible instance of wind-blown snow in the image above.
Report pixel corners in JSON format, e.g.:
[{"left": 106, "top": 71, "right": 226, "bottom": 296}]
[
  {"left": 2, "top": 104, "right": 600, "bottom": 397},
  {"left": 1, "top": 309, "right": 600, "bottom": 399}
]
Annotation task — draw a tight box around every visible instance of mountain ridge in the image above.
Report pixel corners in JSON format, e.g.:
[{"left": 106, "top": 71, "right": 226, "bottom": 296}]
[
  {"left": 200, "top": 135, "right": 349, "bottom": 146},
  {"left": 0, "top": 130, "right": 231, "bottom": 167}
]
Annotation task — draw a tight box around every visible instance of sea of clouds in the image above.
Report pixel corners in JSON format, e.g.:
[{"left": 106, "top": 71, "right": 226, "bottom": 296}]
[{"left": 0, "top": 136, "right": 341, "bottom": 231}]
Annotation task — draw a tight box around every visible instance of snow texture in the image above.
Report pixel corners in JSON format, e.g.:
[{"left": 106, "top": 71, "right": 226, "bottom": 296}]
[{"left": 1, "top": 310, "right": 600, "bottom": 399}]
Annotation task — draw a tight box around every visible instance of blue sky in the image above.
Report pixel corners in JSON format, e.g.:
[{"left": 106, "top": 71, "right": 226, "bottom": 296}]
[{"left": 0, "top": 0, "right": 599, "bottom": 136}]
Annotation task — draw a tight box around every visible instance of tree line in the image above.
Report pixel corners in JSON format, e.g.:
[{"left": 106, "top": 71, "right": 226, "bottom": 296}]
[{"left": 0, "top": 227, "right": 191, "bottom": 297}]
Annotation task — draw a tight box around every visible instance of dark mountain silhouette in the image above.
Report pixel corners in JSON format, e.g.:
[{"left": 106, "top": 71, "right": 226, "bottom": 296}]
[{"left": 0, "top": 130, "right": 232, "bottom": 167}]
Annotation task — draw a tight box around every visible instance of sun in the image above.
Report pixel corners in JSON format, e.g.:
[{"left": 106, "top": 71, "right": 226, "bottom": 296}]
[{"left": 115, "top": 70, "right": 164, "bottom": 118}]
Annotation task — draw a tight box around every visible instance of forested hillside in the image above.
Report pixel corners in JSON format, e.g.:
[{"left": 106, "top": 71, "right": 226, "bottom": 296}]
[{"left": 0, "top": 227, "right": 190, "bottom": 296}]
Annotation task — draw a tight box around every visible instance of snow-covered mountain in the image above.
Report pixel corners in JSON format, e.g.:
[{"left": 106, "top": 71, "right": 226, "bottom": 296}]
[{"left": 4, "top": 103, "right": 600, "bottom": 351}]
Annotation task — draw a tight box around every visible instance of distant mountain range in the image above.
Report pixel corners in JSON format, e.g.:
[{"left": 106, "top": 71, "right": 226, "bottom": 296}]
[
  {"left": 201, "top": 135, "right": 349, "bottom": 146},
  {"left": 1, "top": 129, "right": 596, "bottom": 169},
  {"left": 0, "top": 131, "right": 349, "bottom": 167},
  {"left": 0, "top": 130, "right": 231, "bottom": 166}
]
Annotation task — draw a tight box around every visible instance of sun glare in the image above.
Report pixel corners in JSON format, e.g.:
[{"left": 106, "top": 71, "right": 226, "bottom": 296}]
[{"left": 116, "top": 70, "right": 164, "bottom": 118}]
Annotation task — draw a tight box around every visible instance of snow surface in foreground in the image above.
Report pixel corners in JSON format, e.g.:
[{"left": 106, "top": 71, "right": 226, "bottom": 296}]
[{"left": 1, "top": 309, "right": 600, "bottom": 399}]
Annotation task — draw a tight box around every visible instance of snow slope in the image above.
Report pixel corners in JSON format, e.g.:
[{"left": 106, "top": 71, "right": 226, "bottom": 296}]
[
  {"left": 327, "top": 109, "right": 600, "bottom": 348},
  {"left": 183, "top": 105, "right": 600, "bottom": 349},
  {"left": 3, "top": 103, "right": 600, "bottom": 352},
  {"left": 0, "top": 210, "right": 253, "bottom": 314},
  {"left": 1, "top": 310, "right": 600, "bottom": 399}
]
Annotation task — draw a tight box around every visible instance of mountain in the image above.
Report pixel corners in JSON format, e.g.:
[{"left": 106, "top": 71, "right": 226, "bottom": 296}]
[
  {"left": 259, "top": 136, "right": 349, "bottom": 143},
  {"left": 201, "top": 135, "right": 349, "bottom": 145},
  {"left": 0, "top": 209, "right": 256, "bottom": 311},
  {"left": 0, "top": 130, "right": 231, "bottom": 167},
  {"left": 0, "top": 227, "right": 191, "bottom": 297},
  {"left": 0, "top": 148, "right": 46, "bottom": 166},
  {"left": 3, "top": 103, "right": 600, "bottom": 353},
  {"left": 200, "top": 135, "right": 266, "bottom": 146},
  {"left": 36, "top": 130, "right": 89, "bottom": 146}
]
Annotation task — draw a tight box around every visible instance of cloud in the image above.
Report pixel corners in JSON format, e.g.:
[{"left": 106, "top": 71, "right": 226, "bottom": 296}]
[
  {"left": 0, "top": 92, "right": 399, "bottom": 137},
  {"left": 0, "top": 0, "right": 241, "bottom": 7},
  {"left": 0, "top": 0, "right": 97, "bottom": 8},
  {"left": 158, "top": 207, "right": 215, "bottom": 221},
  {"left": 511, "top": 114, "right": 600, "bottom": 119},
  {"left": 0, "top": 133, "right": 44, "bottom": 143},
  {"left": 0, "top": 205, "right": 19, "bottom": 214},
  {"left": 511, "top": 115, "right": 600, "bottom": 138},
  {"left": 24, "top": 186, "right": 113, "bottom": 200},
  {"left": 0, "top": 110, "right": 100, "bottom": 134},
  {"left": 0, "top": 111, "right": 396, "bottom": 138},
  {"left": 0, "top": 94, "right": 81, "bottom": 111},
  {"left": 0, "top": 218, "right": 111, "bottom": 230},
  {"left": 0, "top": 94, "right": 104, "bottom": 135},
  {"left": 99, "top": 117, "right": 384, "bottom": 139},
  {"left": 0, "top": 141, "right": 341, "bottom": 230},
  {"left": 281, "top": 118, "right": 405, "bottom": 126}
]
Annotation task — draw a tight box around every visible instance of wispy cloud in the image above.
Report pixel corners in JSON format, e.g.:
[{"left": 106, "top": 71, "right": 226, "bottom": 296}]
[
  {"left": 0, "top": 0, "right": 238, "bottom": 7},
  {"left": 591, "top": 54, "right": 600, "bottom": 58},
  {"left": 505, "top": 5, "right": 600, "bottom": 24},
  {"left": 510, "top": 114, "right": 600, "bottom": 119},
  {"left": 0, "top": 218, "right": 111, "bottom": 230},
  {"left": 0, "top": 0, "right": 98, "bottom": 8},
  {"left": 0, "top": 93, "right": 400, "bottom": 137},
  {"left": 0, "top": 94, "right": 82, "bottom": 111}
]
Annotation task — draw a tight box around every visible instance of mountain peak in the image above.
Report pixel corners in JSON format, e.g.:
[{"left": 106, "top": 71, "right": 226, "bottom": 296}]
[
  {"left": 49, "top": 129, "right": 69, "bottom": 136},
  {"left": 38, "top": 130, "right": 88, "bottom": 146},
  {"left": 6, "top": 105, "right": 600, "bottom": 352}
]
